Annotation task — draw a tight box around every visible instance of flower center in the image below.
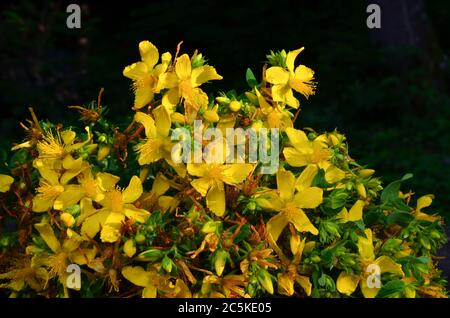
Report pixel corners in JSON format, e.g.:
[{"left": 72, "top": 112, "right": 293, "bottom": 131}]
[
  {"left": 37, "top": 134, "right": 66, "bottom": 160},
  {"left": 110, "top": 189, "right": 123, "bottom": 213},
  {"left": 37, "top": 182, "right": 64, "bottom": 201}
]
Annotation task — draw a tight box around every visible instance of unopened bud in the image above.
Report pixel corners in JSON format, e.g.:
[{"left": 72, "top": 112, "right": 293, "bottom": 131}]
[
  {"left": 124, "top": 239, "right": 136, "bottom": 258},
  {"left": 257, "top": 268, "right": 274, "bottom": 295},
  {"left": 60, "top": 213, "right": 75, "bottom": 227},
  {"left": 229, "top": 100, "right": 241, "bottom": 112},
  {"left": 214, "top": 249, "right": 228, "bottom": 276}
]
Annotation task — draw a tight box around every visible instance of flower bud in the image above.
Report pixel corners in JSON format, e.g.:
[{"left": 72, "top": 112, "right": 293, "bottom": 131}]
[
  {"left": 171, "top": 112, "right": 186, "bottom": 124},
  {"left": 201, "top": 221, "right": 221, "bottom": 234},
  {"left": 277, "top": 272, "right": 294, "bottom": 296},
  {"left": 124, "top": 239, "right": 136, "bottom": 258},
  {"left": 215, "top": 96, "right": 231, "bottom": 105},
  {"left": 359, "top": 169, "right": 375, "bottom": 178},
  {"left": 229, "top": 100, "right": 241, "bottom": 112},
  {"left": 137, "top": 249, "right": 163, "bottom": 261},
  {"left": 135, "top": 233, "right": 146, "bottom": 244},
  {"left": 251, "top": 120, "right": 264, "bottom": 133},
  {"left": 290, "top": 233, "right": 301, "bottom": 256},
  {"left": 60, "top": 213, "right": 75, "bottom": 227},
  {"left": 257, "top": 268, "right": 274, "bottom": 295},
  {"left": 203, "top": 109, "right": 219, "bottom": 123},
  {"left": 356, "top": 183, "right": 367, "bottom": 198},
  {"left": 214, "top": 249, "right": 228, "bottom": 276},
  {"left": 97, "top": 145, "right": 111, "bottom": 161},
  {"left": 162, "top": 255, "right": 173, "bottom": 273}
]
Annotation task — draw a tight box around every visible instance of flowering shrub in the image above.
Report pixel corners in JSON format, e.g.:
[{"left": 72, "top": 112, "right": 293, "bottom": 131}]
[{"left": 0, "top": 41, "right": 447, "bottom": 298}]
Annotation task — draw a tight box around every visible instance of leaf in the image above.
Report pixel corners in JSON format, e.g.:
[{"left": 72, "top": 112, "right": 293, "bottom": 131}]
[
  {"left": 376, "top": 279, "right": 405, "bottom": 298},
  {"left": 386, "top": 210, "right": 414, "bottom": 227},
  {"left": 380, "top": 173, "right": 413, "bottom": 205},
  {"left": 9, "top": 149, "right": 28, "bottom": 167},
  {"left": 330, "top": 189, "right": 348, "bottom": 210},
  {"left": 246, "top": 68, "right": 258, "bottom": 88},
  {"left": 233, "top": 224, "right": 251, "bottom": 243},
  {"left": 312, "top": 169, "right": 332, "bottom": 188}
]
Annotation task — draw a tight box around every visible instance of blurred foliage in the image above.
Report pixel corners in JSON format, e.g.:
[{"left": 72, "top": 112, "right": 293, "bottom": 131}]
[{"left": 0, "top": 0, "right": 449, "bottom": 221}]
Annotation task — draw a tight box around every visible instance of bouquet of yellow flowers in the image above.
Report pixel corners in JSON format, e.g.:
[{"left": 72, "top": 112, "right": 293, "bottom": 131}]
[{"left": 0, "top": 41, "right": 447, "bottom": 298}]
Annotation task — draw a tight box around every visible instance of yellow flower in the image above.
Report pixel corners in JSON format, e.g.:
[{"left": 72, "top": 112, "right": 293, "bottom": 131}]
[
  {"left": 0, "top": 174, "right": 14, "bottom": 193},
  {"left": 266, "top": 47, "right": 316, "bottom": 108},
  {"left": 139, "top": 173, "right": 180, "bottom": 213},
  {"left": 201, "top": 274, "right": 248, "bottom": 298},
  {"left": 337, "top": 200, "right": 365, "bottom": 223},
  {"left": 32, "top": 163, "right": 87, "bottom": 212},
  {"left": 413, "top": 195, "right": 440, "bottom": 222},
  {"left": 255, "top": 169, "right": 322, "bottom": 249},
  {"left": 277, "top": 237, "right": 312, "bottom": 297},
  {"left": 134, "top": 106, "right": 186, "bottom": 177},
  {"left": 78, "top": 176, "right": 147, "bottom": 242},
  {"left": 123, "top": 41, "right": 172, "bottom": 109},
  {"left": 36, "top": 129, "right": 88, "bottom": 163},
  {"left": 159, "top": 53, "right": 222, "bottom": 119},
  {"left": 187, "top": 162, "right": 253, "bottom": 216},
  {"left": 283, "top": 127, "right": 345, "bottom": 184},
  {"left": 30, "top": 221, "right": 96, "bottom": 295},
  {"left": 122, "top": 265, "right": 191, "bottom": 298},
  {"left": 0, "top": 255, "right": 48, "bottom": 292},
  {"left": 93, "top": 176, "right": 149, "bottom": 243},
  {"left": 336, "top": 229, "right": 404, "bottom": 298},
  {"left": 254, "top": 88, "right": 293, "bottom": 130}
]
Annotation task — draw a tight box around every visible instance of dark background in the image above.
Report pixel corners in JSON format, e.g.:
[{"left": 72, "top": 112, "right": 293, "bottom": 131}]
[{"left": 0, "top": 1, "right": 448, "bottom": 219}]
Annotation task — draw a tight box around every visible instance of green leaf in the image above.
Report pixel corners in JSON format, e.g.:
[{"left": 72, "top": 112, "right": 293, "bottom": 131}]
[
  {"left": 233, "top": 224, "right": 251, "bottom": 243},
  {"left": 246, "top": 68, "right": 258, "bottom": 88},
  {"left": 386, "top": 210, "right": 414, "bottom": 226},
  {"left": 380, "top": 173, "right": 413, "bottom": 205},
  {"left": 376, "top": 279, "right": 405, "bottom": 298},
  {"left": 330, "top": 189, "right": 348, "bottom": 209},
  {"left": 9, "top": 149, "right": 28, "bottom": 167},
  {"left": 312, "top": 169, "right": 332, "bottom": 188}
]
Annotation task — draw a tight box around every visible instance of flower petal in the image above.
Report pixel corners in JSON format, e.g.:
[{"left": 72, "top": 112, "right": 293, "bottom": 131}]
[
  {"left": 175, "top": 54, "right": 192, "bottom": 80},
  {"left": 347, "top": 200, "right": 364, "bottom": 222},
  {"left": 134, "top": 85, "right": 154, "bottom": 110},
  {"left": 358, "top": 229, "right": 375, "bottom": 262},
  {"left": 153, "top": 105, "right": 171, "bottom": 137},
  {"left": 337, "top": 272, "right": 360, "bottom": 296},
  {"left": 294, "top": 187, "right": 323, "bottom": 209},
  {"left": 221, "top": 164, "right": 253, "bottom": 185},
  {"left": 34, "top": 223, "right": 61, "bottom": 253},
  {"left": 267, "top": 212, "right": 289, "bottom": 243},
  {"left": 295, "top": 164, "right": 318, "bottom": 191},
  {"left": 139, "top": 41, "right": 159, "bottom": 69},
  {"left": 296, "top": 275, "right": 312, "bottom": 296},
  {"left": 191, "top": 65, "right": 222, "bottom": 87},
  {"left": 122, "top": 266, "right": 154, "bottom": 287},
  {"left": 286, "top": 47, "right": 304, "bottom": 72},
  {"left": 206, "top": 184, "right": 226, "bottom": 216},
  {"left": 123, "top": 62, "right": 148, "bottom": 80},
  {"left": 0, "top": 174, "right": 14, "bottom": 193},
  {"left": 375, "top": 256, "right": 404, "bottom": 277},
  {"left": 285, "top": 128, "right": 312, "bottom": 152},
  {"left": 81, "top": 208, "right": 110, "bottom": 239},
  {"left": 134, "top": 112, "right": 157, "bottom": 139},
  {"left": 122, "top": 176, "right": 143, "bottom": 204},
  {"left": 276, "top": 169, "right": 295, "bottom": 202},
  {"left": 266, "top": 66, "right": 290, "bottom": 85},
  {"left": 123, "top": 205, "right": 150, "bottom": 223},
  {"left": 287, "top": 208, "right": 318, "bottom": 235}
]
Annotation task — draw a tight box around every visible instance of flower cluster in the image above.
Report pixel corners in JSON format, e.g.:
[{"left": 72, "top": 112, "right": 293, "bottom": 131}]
[{"left": 0, "top": 41, "right": 447, "bottom": 298}]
